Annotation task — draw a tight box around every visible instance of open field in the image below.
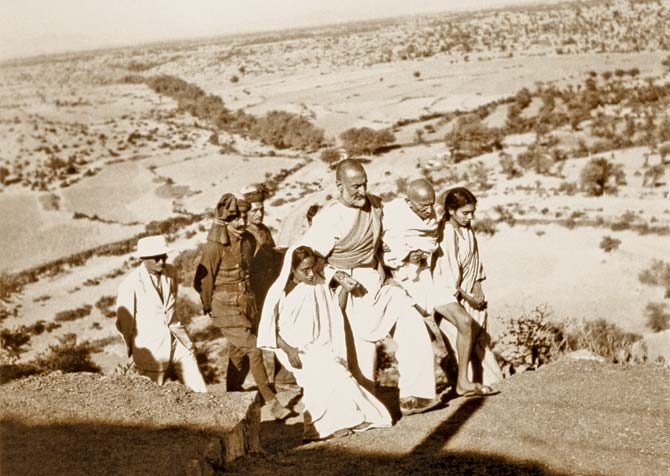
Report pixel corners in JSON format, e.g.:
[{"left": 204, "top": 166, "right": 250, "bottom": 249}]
[{"left": 1, "top": 0, "right": 670, "bottom": 378}]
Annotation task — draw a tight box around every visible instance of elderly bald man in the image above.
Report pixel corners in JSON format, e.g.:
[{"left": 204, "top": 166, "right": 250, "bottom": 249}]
[
  {"left": 383, "top": 178, "right": 439, "bottom": 307},
  {"left": 301, "top": 160, "right": 438, "bottom": 416}
]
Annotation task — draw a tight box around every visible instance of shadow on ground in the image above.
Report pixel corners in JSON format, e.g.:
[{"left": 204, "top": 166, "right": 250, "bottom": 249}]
[
  {"left": 0, "top": 418, "right": 221, "bottom": 476},
  {"left": 234, "top": 393, "right": 599, "bottom": 476}
]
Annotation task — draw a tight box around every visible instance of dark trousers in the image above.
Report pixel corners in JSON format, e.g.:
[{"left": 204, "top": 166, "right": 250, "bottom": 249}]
[{"left": 217, "top": 326, "right": 275, "bottom": 403}]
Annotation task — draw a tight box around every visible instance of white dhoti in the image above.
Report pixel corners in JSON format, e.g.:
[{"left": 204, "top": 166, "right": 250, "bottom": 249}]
[
  {"left": 336, "top": 266, "right": 436, "bottom": 400},
  {"left": 275, "top": 347, "right": 391, "bottom": 437}
]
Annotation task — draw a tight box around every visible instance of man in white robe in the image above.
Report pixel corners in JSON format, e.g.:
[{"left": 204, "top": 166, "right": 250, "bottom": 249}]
[
  {"left": 301, "top": 160, "right": 437, "bottom": 416},
  {"left": 382, "top": 178, "right": 440, "bottom": 315},
  {"left": 116, "top": 235, "right": 207, "bottom": 392}
]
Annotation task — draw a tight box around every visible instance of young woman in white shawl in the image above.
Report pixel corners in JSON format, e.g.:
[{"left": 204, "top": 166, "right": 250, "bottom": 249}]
[
  {"left": 433, "top": 187, "right": 502, "bottom": 398},
  {"left": 257, "top": 245, "right": 392, "bottom": 441}
]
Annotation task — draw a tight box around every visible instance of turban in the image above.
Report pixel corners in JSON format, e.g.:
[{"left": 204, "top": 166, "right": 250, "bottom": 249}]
[
  {"left": 240, "top": 184, "right": 267, "bottom": 204},
  {"left": 215, "top": 193, "right": 241, "bottom": 221},
  {"left": 209, "top": 193, "right": 249, "bottom": 244}
]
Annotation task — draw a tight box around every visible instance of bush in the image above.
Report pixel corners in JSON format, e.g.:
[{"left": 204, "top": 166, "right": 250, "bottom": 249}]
[
  {"left": 474, "top": 217, "right": 497, "bottom": 236},
  {"left": 496, "top": 307, "right": 641, "bottom": 371},
  {"left": 54, "top": 305, "right": 92, "bottom": 322},
  {"left": 251, "top": 111, "right": 325, "bottom": 151},
  {"left": 319, "top": 148, "right": 342, "bottom": 166},
  {"left": 0, "top": 272, "right": 24, "bottom": 301},
  {"left": 176, "top": 295, "right": 202, "bottom": 327},
  {"left": 599, "top": 236, "right": 621, "bottom": 253},
  {"left": 1, "top": 335, "right": 100, "bottom": 383},
  {"left": 566, "top": 319, "right": 640, "bottom": 361},
  {"left": 580, "top": 157, "right": 626, "bottom": 196},
  {"left": 643, "top": 164, "right": 665, "bottom": 187},
  {"left": 172, "top": 244, "right": 205, "bottom": 288},
  {"left": 639, "top": 260, "right": 670, "bottom": 298},
  {"left": 95, "top": 295, "right": 116, "bottom": 318},
  {"left": 340, "top": 127, "right": 395, "bottom": 156},
  {"left": 495, "top": 306, "right": 565, "bottom": 369},
  {"left": 558, "top": 181, "right": 578, "bottom": 195},
  {"left": 645, "top": 302, "right": 670, "bottom": 332},
  {"left": 444, "top": 113, "right": 503, "bottom": 161},
  {"left": 37, "top": 334, "right": 99, "bottom": 370},
  {"left": 517, "top": 146, "right": 554, "bottom": 175},
  {"left": 499, "top": 152, "right": 523, "bottom": 179},
  {"left": 0, "top": 327, "right": 32, "bottom": 362}
]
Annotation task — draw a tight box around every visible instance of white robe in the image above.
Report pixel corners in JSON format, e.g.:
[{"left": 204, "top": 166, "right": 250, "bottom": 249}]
[
  {"left": 258, "top": 247, "right": 392, "bottom": 438},
  {"left": 382, "top": 198, "right": 439, "bottom": 313},
  {"left": 433, "top": 222, "right": 502, "bottom": 386},
  {"left": 301, "top": 199, "right": 436, "bottom": 400}
]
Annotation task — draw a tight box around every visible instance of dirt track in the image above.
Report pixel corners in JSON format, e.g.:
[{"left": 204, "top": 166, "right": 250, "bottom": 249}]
[{"left": 230, "top": 359, "right": 670, "bottom": 476}]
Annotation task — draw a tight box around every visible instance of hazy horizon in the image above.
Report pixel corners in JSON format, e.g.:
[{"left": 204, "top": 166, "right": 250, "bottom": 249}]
[{"left": 0, "top": 0, "right": 563, "bottom": 61}]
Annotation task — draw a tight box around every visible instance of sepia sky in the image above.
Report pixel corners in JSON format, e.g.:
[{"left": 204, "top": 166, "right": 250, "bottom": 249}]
[{"left": 1, "top": 0, "right": 555, "bottom": 60}]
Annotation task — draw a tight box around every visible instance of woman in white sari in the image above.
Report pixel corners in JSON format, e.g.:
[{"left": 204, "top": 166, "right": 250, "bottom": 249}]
[
  {"left": 433, "top": 187, "right": 502, "bottom": 397},
  {"left": 257, "top": 245, "right": 391, "bottom": 441}
]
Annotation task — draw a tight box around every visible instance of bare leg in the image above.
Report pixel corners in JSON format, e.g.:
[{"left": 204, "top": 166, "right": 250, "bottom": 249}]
[{"left": 434, "top": 302, "right": 477, "bottom": 395}]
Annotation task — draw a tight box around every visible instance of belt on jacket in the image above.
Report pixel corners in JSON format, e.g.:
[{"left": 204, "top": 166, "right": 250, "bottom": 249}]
[{"left": 214, "top": 281, "right": 250, "bottom": 293}]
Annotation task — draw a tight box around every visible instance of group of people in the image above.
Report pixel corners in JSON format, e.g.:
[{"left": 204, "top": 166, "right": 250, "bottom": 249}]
[{"left": 115, "top": 158, "right": 502, "bottom": 442}]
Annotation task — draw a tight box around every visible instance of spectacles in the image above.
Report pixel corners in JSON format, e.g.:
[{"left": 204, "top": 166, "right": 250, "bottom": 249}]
[{"left": 144, "top": 254, "right": 167, "bottom": 262}]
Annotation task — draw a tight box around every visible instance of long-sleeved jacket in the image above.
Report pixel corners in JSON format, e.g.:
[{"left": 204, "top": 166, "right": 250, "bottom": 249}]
[
  {"left": 194, "top": 223, "right": 257, "bottom": 328},
  {"left": 115, "top": 263, "right": 194, "bottom": 371}
]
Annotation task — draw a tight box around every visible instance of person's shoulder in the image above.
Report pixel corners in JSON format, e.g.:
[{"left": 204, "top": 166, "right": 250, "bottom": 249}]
[
  {"left": 382, "top": 197, "right": 406, "bottom": 213},
  {"left": 242, "top": 230, "right": 257, "bottom": 247},
  {"left": 367, "top": 193, "right": 383, "bottom": 209},
  {"left": 119, "top": 266, "right": 141, "bottom": 290},
  {"left": 314, "top": 199, "right": 343, "bottom": 220}
]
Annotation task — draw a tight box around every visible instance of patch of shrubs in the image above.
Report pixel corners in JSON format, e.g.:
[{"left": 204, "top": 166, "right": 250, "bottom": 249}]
[
  {"left": 320, "top": 148, "right": 343, "bottom": 167},
  {"left": 645, "top": 302, "right": 670, "bottom": 332},
  {"left": 638, "top": 260, "right": 670, "bottom": 298},
  {"left": 599, "top": 236, "right": 621, "bottom": 253},
  {"left": 95, "top": 295, "right": 116, "bottom": 318},
  {"left": 495, "top": 306, "right": 641, "bottom": 372},
  {"left": 176, "top": 295, "right": 202, "bottom": 328},
  {"left": 1, "top": 334, "right": 100, "bottom": 383},
  {"left": 143, "top": 74, "right": 325, "bottom": 151},
  {"left": 340, "top": 127, "right": 395, "bottom": 156},
  {"left": 54, "top": 305, "right": 92, "bottom": 322},
  {"left": 580, "top": 157, "right": 626, "bottom": 196}
]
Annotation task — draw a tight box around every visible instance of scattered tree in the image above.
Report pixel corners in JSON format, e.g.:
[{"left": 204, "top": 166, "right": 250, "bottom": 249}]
[
  {"left": 340, "top": 127, "right": 395, "bottom": 156},
  {"left": 580, "top": 157, "right": 626, "bottom": 196}
]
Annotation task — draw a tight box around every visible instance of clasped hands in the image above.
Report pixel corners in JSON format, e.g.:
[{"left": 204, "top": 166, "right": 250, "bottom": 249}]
[
  {"left": 457, "top": 281, "right": 487, "bottom": 311},
  {"left": 333, "top": 270, "right": 368, "bottom": 297}
]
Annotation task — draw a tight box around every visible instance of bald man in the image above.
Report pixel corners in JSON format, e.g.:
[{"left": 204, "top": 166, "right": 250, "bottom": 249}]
[
  {"left": 383, "top": 179, "right": 439, "bottom": 310},
  {"left": 301, "top": 160, "right": 438, "bottom": 416}
]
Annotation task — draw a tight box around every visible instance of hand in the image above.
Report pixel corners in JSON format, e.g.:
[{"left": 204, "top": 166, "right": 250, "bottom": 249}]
[
  {"left": 407, "top": 251, "right": 424, "bottom": 265},
  {"left": 472, "top": 281, "right": 485, "bottom": 302},
  {"left": 382, "top": 242, "right": 391, "bottom": 253},
  {"left": 339, "top": 274, "right": 360, "bottom": 292},
  {"left": 459, "top": 288, "right": 487, "bottom": 311},
  {"left": 286, "top": 347, "right": 302, "bottom": 369}
]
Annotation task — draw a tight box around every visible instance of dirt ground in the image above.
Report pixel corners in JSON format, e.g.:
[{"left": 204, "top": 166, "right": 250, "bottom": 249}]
[
  {"left": 0, "top": 372, "right": 257, "bottom": 476},
  {"left": 230, "top": 359, "right": 670, "bottom": 476}
]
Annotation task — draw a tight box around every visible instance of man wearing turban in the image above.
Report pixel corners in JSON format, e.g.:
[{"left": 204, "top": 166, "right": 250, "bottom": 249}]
[{"left": 195, "top": 193, "right": 291, "bottom": 419}]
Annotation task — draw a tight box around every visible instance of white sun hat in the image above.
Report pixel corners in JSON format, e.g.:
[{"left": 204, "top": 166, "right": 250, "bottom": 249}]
[{"left": 135, "top": 235, "right": 173, "bottom": 258}]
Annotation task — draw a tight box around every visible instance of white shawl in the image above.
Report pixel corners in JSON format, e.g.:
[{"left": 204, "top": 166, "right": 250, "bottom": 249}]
[
  {"left": 257, "top": 246, "right": 347, "bottom": 361},
  {"left": 382, "top": 198, "right": 439, "bottom": 269}
]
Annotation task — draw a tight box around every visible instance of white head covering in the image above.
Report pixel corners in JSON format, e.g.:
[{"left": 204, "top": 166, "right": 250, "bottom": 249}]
[{"left": 257, "top": 245, "right": 299, "bottom": 350}]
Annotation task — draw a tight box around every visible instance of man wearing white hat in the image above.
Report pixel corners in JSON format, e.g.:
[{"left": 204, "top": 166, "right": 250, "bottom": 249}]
[{"left": 116, "top": 235, "right": 207, "bottom": 392}]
